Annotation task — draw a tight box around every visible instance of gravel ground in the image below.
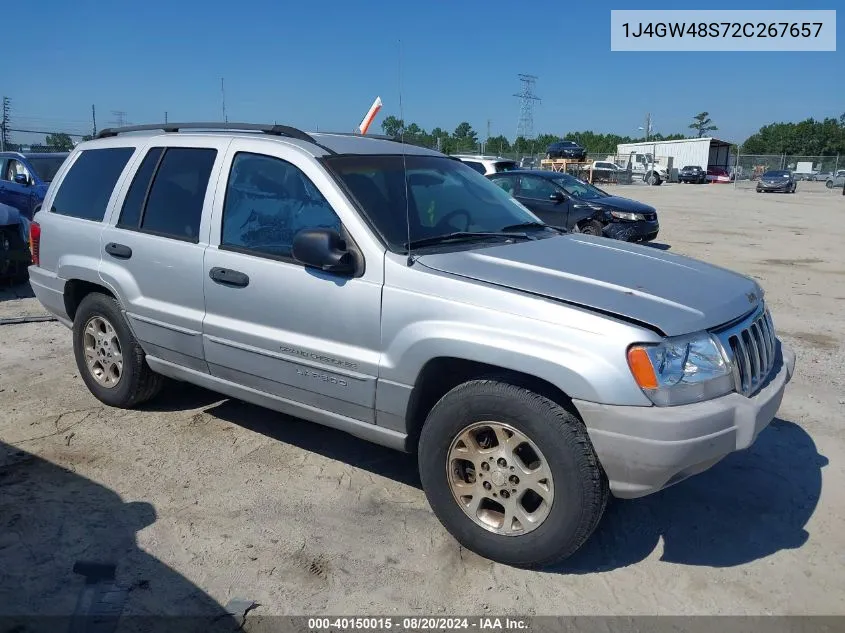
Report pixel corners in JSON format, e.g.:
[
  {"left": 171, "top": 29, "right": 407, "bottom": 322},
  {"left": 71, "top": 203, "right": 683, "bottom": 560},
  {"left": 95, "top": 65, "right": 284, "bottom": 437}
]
[{"left": 1, "top": 182, "right": 843, "bottom": 619}]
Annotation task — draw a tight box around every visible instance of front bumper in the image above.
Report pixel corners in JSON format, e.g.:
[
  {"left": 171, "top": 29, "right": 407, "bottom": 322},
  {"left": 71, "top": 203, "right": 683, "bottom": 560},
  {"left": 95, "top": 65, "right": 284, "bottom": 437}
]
[
  {"left": 604, "top": 219, "right": 659, "bottom": 242},
  {"left": 574, "top": 341, "right": 795, "bottom": 499},
  {"left": 757, "top": 182, "right": 791, "bottom": 191}
]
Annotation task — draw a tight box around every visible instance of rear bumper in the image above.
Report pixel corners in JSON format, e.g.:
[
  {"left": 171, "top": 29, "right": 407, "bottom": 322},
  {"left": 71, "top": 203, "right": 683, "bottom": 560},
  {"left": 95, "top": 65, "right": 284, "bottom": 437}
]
[
  {"left": 574, "top": 341, "right": 795, "bottom": 499},
  {"left": 28, "top": 266, "right": 72, "bottom": 327}
]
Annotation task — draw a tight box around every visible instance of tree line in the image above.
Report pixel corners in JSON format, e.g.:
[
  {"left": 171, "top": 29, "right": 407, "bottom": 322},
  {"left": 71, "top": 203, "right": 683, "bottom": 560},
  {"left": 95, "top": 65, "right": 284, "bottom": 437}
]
[{"left": 382, "top": 113, "right": 845, "bottom": 157}]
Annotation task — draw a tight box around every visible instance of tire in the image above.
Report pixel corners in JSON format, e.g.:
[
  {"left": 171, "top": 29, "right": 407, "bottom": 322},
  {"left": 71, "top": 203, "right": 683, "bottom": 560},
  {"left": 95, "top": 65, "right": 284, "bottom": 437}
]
[
  {"left": 72, "top": 292, "right": 164, "bottom": 408},
  {"left": 826, "top": 180, "right": 834, "bottom": 189},
  {"left": 418, "top": 379, "right": 609, "bottom": 568},
  {"left": 578, "top": 220, "right": 603, "bottom": 237}
]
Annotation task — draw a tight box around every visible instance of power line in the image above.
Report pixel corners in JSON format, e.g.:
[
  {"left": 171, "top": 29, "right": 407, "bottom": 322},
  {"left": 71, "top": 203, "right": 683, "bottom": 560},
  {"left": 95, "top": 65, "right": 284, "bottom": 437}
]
[{"left": 513, "top": 74, "right": 540, "bottom": 140}]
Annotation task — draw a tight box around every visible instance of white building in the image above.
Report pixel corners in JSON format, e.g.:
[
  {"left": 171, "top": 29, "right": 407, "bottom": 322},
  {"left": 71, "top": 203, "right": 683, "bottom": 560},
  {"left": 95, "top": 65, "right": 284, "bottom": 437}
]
[{"left": 616, "top": 137, "right": 733, "bottom": 174}]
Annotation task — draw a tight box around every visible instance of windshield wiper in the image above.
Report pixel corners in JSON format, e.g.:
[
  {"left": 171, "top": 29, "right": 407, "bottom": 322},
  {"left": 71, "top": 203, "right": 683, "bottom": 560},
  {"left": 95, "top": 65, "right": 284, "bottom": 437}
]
[
  {"left": 499, "top": 221, "right": 566, "bottom": 234},
  {"left": 404, "top": 231, "right": 530, "bottom": 249}
]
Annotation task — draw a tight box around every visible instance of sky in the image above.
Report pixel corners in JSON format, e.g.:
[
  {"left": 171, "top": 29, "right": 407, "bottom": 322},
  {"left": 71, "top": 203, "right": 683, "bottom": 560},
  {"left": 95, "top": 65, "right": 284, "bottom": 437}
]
[{"left": 5, "top": 0, "right": 843, "bottom": 145}]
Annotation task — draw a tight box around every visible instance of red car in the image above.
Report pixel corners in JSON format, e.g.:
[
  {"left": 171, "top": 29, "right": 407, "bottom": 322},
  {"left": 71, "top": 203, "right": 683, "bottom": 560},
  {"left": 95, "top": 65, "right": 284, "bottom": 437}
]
[{"left": 706, "top": 167, "right": 731, "bottom": 183}]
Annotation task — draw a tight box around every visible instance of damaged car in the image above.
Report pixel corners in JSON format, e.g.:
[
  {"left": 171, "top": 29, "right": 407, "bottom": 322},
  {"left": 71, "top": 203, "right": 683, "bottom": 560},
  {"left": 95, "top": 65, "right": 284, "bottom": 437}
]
[{"left": 489, "top": 169, "right": 659, "bottom": 241}]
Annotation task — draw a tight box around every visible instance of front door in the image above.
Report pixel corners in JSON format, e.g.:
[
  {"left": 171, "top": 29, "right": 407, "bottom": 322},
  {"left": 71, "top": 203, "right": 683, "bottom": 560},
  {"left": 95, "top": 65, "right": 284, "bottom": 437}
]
[
  {"left": 201, "top": 142, "right": 382, "bottom": 423},
  {"left": 515, "top": 175, "right": 572, "bottom": 228},
  {"left": 99, "top": 138, "right": 228, "bottom": 373}
]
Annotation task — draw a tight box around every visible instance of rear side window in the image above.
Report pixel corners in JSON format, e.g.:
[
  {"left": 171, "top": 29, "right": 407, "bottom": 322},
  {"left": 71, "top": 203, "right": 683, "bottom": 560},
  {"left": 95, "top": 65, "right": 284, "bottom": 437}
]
[
  {"left": 50, "top": 148, "right": 134, "bottom": 221},
  {"left": 462, "top": 161, "right": 486, "bottom": 174},
  {"left": 117, "top": 147, "right": 217, "bottom": 242}
]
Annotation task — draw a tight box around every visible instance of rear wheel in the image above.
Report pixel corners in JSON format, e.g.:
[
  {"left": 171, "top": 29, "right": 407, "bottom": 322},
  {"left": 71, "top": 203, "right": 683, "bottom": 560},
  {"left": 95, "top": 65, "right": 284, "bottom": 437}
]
[
  {"left": 826, "top": 180, "right": 834, "bottom": 189},
  {"left": 72, "top": 293, "right": 163, "bottom": 408},
  {"left": 418, "top": 379, "right": 608, "bottom": 567}
]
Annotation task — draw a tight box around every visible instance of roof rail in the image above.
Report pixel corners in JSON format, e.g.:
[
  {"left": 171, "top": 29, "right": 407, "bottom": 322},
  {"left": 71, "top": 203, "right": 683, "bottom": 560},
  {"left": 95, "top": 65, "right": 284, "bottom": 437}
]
[
  {"left": 316, "top": 131, "right": 401, "bottom": 142},
  {"left": 95, "top": 122, "right": 318, "bottom": 144}
]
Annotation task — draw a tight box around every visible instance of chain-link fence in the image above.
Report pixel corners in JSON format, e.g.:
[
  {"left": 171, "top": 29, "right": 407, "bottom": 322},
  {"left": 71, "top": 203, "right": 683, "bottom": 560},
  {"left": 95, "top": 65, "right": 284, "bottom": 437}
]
[
  {"left": 732, "top": 154, "right": 842, "bottom": 189},
  {"left": 1, "top": 127, "right": 87, "bottom": 153}
]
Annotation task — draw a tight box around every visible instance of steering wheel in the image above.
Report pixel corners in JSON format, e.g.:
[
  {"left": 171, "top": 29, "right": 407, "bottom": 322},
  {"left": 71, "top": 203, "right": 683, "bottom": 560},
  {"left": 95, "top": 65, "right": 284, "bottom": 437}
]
[{"left": 435, "top": 208, "right": 472, "bottom": 233}]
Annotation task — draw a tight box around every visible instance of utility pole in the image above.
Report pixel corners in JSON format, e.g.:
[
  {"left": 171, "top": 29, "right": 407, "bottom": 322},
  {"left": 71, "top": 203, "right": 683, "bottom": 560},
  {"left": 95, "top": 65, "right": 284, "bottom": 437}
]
[
  {"left": 514, "top": 74, "right": 540, "bottom": 140},
  {"left": 91, "top": 104, "right": 97, "bottom": 137},
  {"left": 644, "top": 112, "right": 651, "bottom": 142},
  {"left": 221, "top": 77, "right": 227, "bottom": 122},
  {"left": 1, "top": 96, "right": 10, "bottom": 152},
  {"left": 164, "top": 111, "right": 168, "bottom": 124}
]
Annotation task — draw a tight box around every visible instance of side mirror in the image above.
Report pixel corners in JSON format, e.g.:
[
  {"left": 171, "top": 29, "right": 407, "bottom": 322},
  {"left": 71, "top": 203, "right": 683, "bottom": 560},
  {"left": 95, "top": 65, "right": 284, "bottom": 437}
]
[
  {"left": 292, "top": 228, "right": 355, "bottom": 275},
  {"left": 13, "top": 174, "right": 30, "bottom": 186},
  {"left": 549, "top": 191, "right": 566, "bottom": 203}
]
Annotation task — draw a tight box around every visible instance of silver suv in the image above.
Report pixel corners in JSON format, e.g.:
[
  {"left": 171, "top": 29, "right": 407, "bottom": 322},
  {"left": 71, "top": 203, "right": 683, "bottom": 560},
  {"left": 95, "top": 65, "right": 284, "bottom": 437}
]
[{"left": 28, "top": 122, "right": 795, "bottom": 567}]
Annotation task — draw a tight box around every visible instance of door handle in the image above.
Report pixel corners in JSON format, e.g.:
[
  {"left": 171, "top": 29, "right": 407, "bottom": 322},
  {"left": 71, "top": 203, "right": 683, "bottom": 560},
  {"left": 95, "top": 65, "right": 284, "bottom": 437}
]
[
  {"left": 105, "top": 242, "right": 132, "bottom": 259},
  {"left": 209, "top": 267, "right": 249, "bottom": 288}
]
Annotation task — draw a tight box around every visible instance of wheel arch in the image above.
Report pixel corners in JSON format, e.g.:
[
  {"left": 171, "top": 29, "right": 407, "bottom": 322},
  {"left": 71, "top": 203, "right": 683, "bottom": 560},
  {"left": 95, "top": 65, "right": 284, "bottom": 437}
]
[{"left": 64, "top": 279, "right": 117, "bottom": 322}]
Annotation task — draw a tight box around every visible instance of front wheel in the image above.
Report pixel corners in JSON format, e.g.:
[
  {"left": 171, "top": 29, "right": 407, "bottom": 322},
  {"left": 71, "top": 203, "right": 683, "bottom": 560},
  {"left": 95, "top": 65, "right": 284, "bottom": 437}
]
[
  {"left": 578, "top": 220, "right": 604, "bottom": 236},
  {"left": 826, "top": 180, "right": 834, "bottom": 189},
  {"left": 418, "top": 380, "right": 609, "bottom": 567}
]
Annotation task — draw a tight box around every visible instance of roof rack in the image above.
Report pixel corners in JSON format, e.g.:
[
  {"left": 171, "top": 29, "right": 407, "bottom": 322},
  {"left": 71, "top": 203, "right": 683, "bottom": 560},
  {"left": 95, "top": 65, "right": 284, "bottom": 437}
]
[
  {"left": 95, "top": 122, "right": 318, "bottom": 144},
  {"left": 315, "top": 131, "right": 401, "bottom": 142}
]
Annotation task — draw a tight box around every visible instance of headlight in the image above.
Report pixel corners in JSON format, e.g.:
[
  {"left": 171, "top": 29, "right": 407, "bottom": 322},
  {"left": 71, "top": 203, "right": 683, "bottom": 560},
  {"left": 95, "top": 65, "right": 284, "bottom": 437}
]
[
  {"left": 610, "top": 210, "right": 643, "bottom": 221},
  {"left": 626, "top": 332, "right": 734, "bottom": 406}
]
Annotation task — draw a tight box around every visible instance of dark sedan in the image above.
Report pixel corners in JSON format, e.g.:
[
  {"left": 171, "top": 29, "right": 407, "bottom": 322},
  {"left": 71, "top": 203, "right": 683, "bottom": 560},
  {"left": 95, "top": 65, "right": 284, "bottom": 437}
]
[
  {"left": 678, "top": 165, "right": 707, "bottom": 184},
  {"left": 756, "top": 170, "right": 796, "bottom": 193},
  {"left": 546, "top": 141, "right": 587, "bottom": 161},
  {"left": 488, "top": 170, "right": 659, "bottom": 242}
]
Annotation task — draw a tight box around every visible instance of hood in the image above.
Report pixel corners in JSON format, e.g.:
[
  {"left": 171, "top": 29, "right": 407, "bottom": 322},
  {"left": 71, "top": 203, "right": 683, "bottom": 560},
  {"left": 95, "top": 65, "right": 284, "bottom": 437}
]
[
  {"left": 585, "top": 196, "right": 655, "bottom": 213},
  {"left": 417, "top": 235, "right": 762, "bottom": 337}
]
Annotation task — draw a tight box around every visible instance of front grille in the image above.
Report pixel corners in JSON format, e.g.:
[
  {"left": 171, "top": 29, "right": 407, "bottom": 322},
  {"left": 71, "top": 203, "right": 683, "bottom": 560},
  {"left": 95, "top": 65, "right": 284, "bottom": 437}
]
[{"left": 714, "top": 307, "right": 778, "bottom": 397}]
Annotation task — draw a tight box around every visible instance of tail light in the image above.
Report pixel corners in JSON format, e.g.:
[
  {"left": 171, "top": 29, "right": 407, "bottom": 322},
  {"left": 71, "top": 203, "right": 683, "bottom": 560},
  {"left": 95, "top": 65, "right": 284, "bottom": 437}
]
[{"left": 29, "top": 221, "right": 41, "bottom": 266}]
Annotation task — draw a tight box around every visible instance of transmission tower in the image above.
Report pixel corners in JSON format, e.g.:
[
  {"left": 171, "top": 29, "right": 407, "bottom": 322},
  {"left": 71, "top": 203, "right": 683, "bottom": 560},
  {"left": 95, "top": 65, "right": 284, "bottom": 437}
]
[
  {"left": 110, "top": 110, "right": 128, "bottom": 127},
  {"left": 1, "top": 97, "right": 10, "bottom": 151},
  {"left": 513, "top": 74, "right": 540, "bottom": 139}
]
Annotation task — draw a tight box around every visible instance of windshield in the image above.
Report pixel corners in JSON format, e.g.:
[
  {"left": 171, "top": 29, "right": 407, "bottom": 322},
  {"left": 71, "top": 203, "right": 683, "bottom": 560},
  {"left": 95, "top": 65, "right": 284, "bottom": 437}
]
[
  {"left": 551, "top": 173, "right": 608, "bottom": 200},
  {"left": 324, "top": 154, "right": 546, "bottom": 252},
  {"left": 26, "top": 155, "right": 67, "bottom": 182},
  {"left": 764, "top": 170, "right": 790, "bottom": 178}
]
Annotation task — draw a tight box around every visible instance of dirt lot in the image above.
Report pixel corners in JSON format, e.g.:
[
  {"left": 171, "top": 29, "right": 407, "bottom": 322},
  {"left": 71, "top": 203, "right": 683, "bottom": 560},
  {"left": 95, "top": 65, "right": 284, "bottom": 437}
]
[{"left": 1, "top": 182, "right": 843, "bottom": 619}]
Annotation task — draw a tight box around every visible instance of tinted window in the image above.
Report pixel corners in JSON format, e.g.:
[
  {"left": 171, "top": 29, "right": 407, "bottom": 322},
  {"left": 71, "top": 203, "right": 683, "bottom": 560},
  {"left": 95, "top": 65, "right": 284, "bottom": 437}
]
[
  {"left": 221, "top": 152, "right": 340, "bottom": 259},
  {"left": 26, "top": 156, "right": 67, "bottom": 182},
  {"left": 140, "top": 148, "right": 217, "bottom": 241},
  {"left": 51, "top": 148, "right": 135, "bottom": 221},
  {"left": 118, "top": 147, "right": 164, "bottom": 228},
  {"left": 518, "top": 176, "right": 558, "bottom": 198},
  {"left": 462, "top": 161, "right": 486, "bottom": 175}
]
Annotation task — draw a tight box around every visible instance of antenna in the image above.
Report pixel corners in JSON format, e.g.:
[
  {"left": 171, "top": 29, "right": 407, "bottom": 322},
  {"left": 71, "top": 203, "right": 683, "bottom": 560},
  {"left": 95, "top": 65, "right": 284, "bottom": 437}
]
[
  {"left": 398, "top": 39, "right": 413, "bottom": 266},
  {"left": 221, "top": 78, "right": 227, "bottom": 122}
]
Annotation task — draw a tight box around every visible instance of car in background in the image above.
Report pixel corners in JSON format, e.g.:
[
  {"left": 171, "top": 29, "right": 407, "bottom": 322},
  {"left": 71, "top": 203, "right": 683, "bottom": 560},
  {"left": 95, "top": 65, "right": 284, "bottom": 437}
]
[
  {"left": 756, "top": 170, "right": 796, "bottom": 193},
  {"left": 0, "top": 151, "right": 69, "bottom": 220},
  {"left": 825, "top": 171, "right": 845, "bottom": 189},
  {"left": 812, "top": 171, "right": 832, "bottom": 182},
  {"left": 585, "top": 160, "right": 621, "bottom": 183},
  {"left": 452, "top": 154, "right": 520, "bottom": 176},
  {"left": 706, "top": 167, "right": 731, "bottom": 184},
  {"left": 546, "top": 140, "right": 587, "bottom": 161},
  {"left": 678, "top": 165, "right": 707, "bottom": 184},
  {"left": 488, "top": 170, "right": 659, "bottom": 242},
  {"left": 0, "top": 201, "right": 31, "bottom": 283}
]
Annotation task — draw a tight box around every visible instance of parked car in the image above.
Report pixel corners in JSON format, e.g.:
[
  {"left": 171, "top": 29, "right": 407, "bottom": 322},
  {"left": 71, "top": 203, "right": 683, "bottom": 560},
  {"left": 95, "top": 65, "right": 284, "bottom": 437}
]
[
  {"left": 812, "top": 171, "right": 832, "bottom": 182},
  {"left": 586, "top": 160, "right": 621, "bottom": 183},
  {"left": 488, "top": 170, "right": 659, "bottom": 242},
  {"left": 28, "top": 122, "right": 794, "bottom": 568},
  {"left": 756, "top": 170, "right": 797, "bottom": 193},
  {"left": 452, "top": 154, "right": 519, "bottom": 176},
  {"left": 678, "top": 165, "right": 707, "bottom": 184},
  {"left": 546, "top": 140, "right": 587, "bottom": 161},
  {"left": 825, "top": 171, "right": 845, "bottom": 189},
  {"left": 0, "top": 152, "right": 69, "bottom": 220},
  {"left": 0, "top": 201, "right": 31, "bottom": 283},
  {"left": 706, "top": 167, "right": 731, "bottom": 183}
]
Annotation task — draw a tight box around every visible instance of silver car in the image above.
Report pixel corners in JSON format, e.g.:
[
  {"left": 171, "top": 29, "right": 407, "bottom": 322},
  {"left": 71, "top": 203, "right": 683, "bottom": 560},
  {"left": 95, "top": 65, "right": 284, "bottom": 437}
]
[{"left": 27, "top": 122, "right": 795, "bottom": 567}]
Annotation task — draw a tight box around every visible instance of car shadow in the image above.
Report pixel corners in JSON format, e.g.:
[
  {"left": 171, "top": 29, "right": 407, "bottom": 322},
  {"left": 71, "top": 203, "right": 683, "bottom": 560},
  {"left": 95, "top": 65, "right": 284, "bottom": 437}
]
[
  {"left": 203, "top": 397, "right": 422, "bottom": 489},
  {"left": 549, "top": 418, "right": 826, "bottom": 574},
  {"left": 0, "top": 440, "right": 243, "bottom": 632},
  {"left": 0, "top": 280, "right": 35, "bottom": 302}
]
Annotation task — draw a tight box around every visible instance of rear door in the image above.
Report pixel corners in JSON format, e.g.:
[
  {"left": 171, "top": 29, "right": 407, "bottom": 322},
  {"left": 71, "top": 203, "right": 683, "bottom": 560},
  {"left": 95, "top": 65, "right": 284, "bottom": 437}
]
[
  {"left": 201, "top": 140, "right": 383, "bottom": 423},
  {"left": 99, "top": 137, "right": 229, "bottom": 373}
]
